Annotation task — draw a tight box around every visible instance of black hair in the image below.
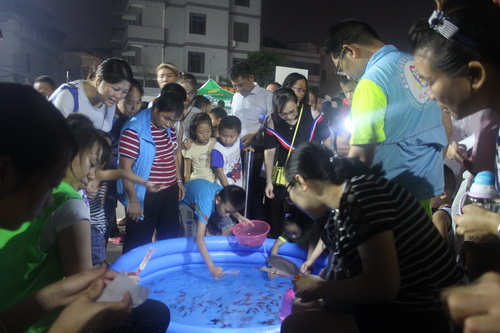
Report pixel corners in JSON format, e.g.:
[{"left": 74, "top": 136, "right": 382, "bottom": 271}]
[
  {"left": 129, "top": 78, "right": 144, "bottom": 96},
  {"left": 96, "top": 57, "right": 133, "bottom": 84},
  {"left": 66, "top": 114, "right": 105, "bottom": 177},
  {"left": 34, "top": 75, "right": 55, "bottom": 89},
  {"left": 209, "top": 107, "right": 227, "bottom": 119},
  {"left": 179, "top": 72, "right": 198, "bottom": 88},
  {"left": 217, "top": 100, "right": 225, "bottom": 108},
  {"left": 283, "top": 209, "right": 309, "bottom": 231},
  {"left": 0, "top": 83, "right": 77, "bottom": 185},
  {"left": 408, "top": 0, "right": 500, "bottom": 78},
  {"left": 218, "top": 185, "right": 246, "bottom": 211},
  {"left": 324, "top": 19, "right": 381, "bottom": 58},
  {"left": 228, "top": 62, "right": 252, "bottom": 81},
  {"left": 271, "top": 88, "right": 298, "bottom": 124},
  {"left": 96, "top": 130, "right": 112, "bottom": 169},
  {"left": 219, "top": 115, "right": 241, "bottom": 133},
  {"left": 160, "top": 82, "right": 187, "bottom": 101},
  {"left": 155, "top": 92, "right": 184, "bottom": 118},
  {"left": 192, "top": 95, "right": 211, "bottom": 110},
  {"left": 189, "top": 112, "right": 212, "bottom": 141},
  {"left": 267, "top": 82, "right": 282, "bottom": 89},
  {"left": 282, "top": 72, "right": 309, "bottom": 106},
  {"left": 285, "top": 141, "right": 384, "bottom": 185}
]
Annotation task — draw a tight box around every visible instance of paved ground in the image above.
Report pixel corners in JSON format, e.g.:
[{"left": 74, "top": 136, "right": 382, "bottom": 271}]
[{"left": 106, "top": 204, "right": 126, "bottom": 265}]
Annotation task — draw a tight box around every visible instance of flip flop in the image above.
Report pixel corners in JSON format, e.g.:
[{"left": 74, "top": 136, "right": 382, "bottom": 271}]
[{"left": 110, "top": 236, "right": 124, "bottom": 245}]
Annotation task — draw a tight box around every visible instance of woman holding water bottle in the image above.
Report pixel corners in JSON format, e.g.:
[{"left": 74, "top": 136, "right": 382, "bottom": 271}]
[{"left": 409, "top": 0, "right": 500, "bottom": 280}]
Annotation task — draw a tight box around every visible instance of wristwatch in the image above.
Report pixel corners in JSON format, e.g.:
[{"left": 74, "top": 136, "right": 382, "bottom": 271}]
[{"left": 177, "top": 179, "right": 183, "bottom": 183}]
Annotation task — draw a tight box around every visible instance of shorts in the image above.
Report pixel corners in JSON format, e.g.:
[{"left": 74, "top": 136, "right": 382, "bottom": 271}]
[
  {"left": 91, "top": 226, "right": 106, "bottom": 265},
  {"left": 207, "top": 214, "right": 235, "bottom": 235}
]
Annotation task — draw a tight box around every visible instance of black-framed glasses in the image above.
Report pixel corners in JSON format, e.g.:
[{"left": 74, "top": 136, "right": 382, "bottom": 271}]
[
  {"left": 285, "top": 179, "right": 297, "bottom": 206},
  {"left": 336, "top": 48, "right": 346, "bottom": 76}
]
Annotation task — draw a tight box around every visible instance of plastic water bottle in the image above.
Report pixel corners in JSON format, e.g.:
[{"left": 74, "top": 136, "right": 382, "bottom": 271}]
[
  {"left": 459, "top": 171, "right": 500, "bottom": 214},
  {"left": 279, "top": 288, "right": 295, "bottom": 322}
]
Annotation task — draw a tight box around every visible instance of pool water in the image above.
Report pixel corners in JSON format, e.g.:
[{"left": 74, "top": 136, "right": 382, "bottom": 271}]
[{"left": 142, "top": 263, "right": 292, "bottom": 329}]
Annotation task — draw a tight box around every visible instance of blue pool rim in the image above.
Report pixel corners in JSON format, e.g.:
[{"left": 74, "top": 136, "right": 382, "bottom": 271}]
[{"left": 110, "top": 236, "right": 328, "bottom": 333}]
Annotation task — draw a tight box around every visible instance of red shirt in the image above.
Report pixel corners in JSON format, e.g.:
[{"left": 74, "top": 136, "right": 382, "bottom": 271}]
[{"left": 119, "top": 123, "right": 178, "bottom": 187}]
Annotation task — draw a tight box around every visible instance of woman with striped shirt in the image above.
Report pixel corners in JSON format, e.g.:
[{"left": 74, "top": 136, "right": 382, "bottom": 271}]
[
  {"left": 281, "top": 142, "right": 464, "bottom": 333},
  {"left": 118, "top": 89, "right": 185, "bottom": 253}
]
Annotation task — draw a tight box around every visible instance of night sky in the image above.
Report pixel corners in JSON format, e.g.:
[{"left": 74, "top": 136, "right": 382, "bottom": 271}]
[
  {"left": 261, "top": 0, "right": 436, "bottom": 52},
  {"left": 40, "top": 0, "right": 436, "bottom": 52}
]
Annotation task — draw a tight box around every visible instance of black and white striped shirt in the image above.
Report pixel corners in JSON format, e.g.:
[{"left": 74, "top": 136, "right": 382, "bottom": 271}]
[{"left": 323, "top": 173, "right": 464, "bottom": 312}]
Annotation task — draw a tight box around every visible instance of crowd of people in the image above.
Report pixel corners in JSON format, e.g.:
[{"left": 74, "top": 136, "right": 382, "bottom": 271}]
[{"left": 1, "top": 0, "right": 500, "bottom": 331}]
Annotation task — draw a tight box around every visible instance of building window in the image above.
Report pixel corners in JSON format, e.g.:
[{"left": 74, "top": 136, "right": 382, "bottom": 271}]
[
  {"left": 233, "top": 22, "right": 249, "bottom": 43},
  {"left": 232, "top": 58, "right": 246, "bottom": 65},
  {"left": 235, "top": 0, "right": 250, "bottom": 7},
  {"left": 188, "top": 52, "right": 205, "bottom": 73},
  {"left": 189, "top": 13, "right": 206, "bottom": 35}
]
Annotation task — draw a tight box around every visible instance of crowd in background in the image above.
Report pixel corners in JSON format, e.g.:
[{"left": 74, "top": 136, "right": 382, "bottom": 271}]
[{"left": 1, "top": 0, "right": 500, "bottom": 331}]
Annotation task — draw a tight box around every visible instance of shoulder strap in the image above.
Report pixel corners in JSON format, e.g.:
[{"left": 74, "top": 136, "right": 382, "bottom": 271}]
[
  {"left": 285, "top": 104, "right": 304, "bottom": 164},
  {"left": 49, "top": 83, "right": 79, "bottom": 112}
]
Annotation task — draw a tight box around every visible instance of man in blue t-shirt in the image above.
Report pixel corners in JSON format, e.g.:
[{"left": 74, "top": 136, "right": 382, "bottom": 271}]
[
  {"left": 180, "top": 179, "right": 248, "bottom": 279},
  {"left": 324, "top": 19, "right": 447, "bottom": 215}
]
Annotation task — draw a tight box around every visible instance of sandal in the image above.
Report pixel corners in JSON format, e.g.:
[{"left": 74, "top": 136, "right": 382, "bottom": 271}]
[{"left": 110, "top": 237, "right": 124, "bottom": 245}]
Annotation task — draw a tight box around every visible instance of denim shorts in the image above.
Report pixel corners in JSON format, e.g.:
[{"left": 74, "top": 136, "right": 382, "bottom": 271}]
[{"left": 91, "top": 227, "right": 106, "bottom": 266}]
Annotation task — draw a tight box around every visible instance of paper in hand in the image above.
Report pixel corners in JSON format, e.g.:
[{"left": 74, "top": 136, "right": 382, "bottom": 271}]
[{"left": 97, "top": 272, "right": 150, "bottom": 308}]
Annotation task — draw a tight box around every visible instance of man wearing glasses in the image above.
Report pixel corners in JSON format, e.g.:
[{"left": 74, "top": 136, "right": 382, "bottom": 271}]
[
  {"left": 325, "top": 19, "right": 447, "bottom": 215},
  {"left": 228, "top": 62, "right": 273, "bottom": 220}
]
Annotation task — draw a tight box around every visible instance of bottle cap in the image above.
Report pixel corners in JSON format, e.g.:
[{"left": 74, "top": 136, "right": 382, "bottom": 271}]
[{"left": 470, "top": 171, "right": 500, "bottom": 198}]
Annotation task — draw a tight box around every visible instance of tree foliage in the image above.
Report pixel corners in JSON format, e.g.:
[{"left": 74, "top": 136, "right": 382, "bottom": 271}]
[{"left": 245, "top": 49, "right": 288, "bottom": 86}]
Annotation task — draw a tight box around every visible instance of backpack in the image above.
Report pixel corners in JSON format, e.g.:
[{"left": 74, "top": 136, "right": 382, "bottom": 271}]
[{"left": 49, "top": 83, "right": 79, "bottom": 112}]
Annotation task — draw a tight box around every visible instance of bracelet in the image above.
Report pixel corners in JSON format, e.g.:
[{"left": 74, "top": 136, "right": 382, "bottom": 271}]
[{"left": 177, "top": 179, "right": 183, "bottom": 183}]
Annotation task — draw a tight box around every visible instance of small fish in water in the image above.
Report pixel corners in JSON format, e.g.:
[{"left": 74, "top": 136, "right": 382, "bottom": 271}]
[
  {"left": 154, "top": 289, "right": 165, "bottom": 293},
  {"left": 260, "top": 319, "right": 275, "bottom": 325},
  {"left": 210, "top": 318, "right": 223, "bottom": 325}
]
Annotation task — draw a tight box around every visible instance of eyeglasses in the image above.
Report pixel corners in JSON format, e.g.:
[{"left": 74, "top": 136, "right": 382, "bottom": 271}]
[
  {"left": 187, "top": 91, "right": 196, "bottom": 96},
  {"left": 285, "top": 179, "right": 297, "bottom": 206},
  {"left": 336, "top": 48, "right": 346, "bottom": 76},
  {"left": 292, "top": 86, "right": 306, "bottom": 94}
]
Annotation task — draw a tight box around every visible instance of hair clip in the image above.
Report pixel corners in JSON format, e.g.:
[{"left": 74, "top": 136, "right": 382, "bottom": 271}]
[
  {"left": 329, "top": 156, "right": 334, "bottom": 163},
  {"left": 428, "top": 10, "right": 459, "bottom": 39},
  {"left": 284, "top": 213, "right": 292, "bottom": 219}
]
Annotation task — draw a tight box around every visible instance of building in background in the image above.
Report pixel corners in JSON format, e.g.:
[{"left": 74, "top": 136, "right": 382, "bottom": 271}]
[
  {"left": 0, "top": 0, "right": 65, "bottom": 84},
  {"left": 112, "top": 0, "right": 262, "bottom": 89}
]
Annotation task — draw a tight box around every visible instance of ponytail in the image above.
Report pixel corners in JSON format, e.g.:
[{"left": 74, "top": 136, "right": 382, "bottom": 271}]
[{"left": 285, "top": 142, "right": 384, "bottom": 185}]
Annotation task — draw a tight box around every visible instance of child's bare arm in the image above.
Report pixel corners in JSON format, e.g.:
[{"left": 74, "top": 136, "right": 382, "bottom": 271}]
[
  {"left": 447, "top": 141, "right": 472, "bottom": 171},
  {"left": 215, "top": 167, "right": 229, "bottom": 186},
  {"left": 231, "top": 212, "right": 250, "bottom": 224},
  {"left": 432, "top": 210, "right": 451, "bottom": 240},
  {"left": 271, "top": 237, "right": 285, "bottom": 257},
  {"left": 96, "top": 169, "right": 162, "bottom": 192},
  {"left": 301, "top": 238, "right": 326, "bottom": 274},
  {"left": 195, "top": 221, "right": 223, "bottom": 279},
  {"left": 184, "top": 158, "right": 192, "bottom": 183}
]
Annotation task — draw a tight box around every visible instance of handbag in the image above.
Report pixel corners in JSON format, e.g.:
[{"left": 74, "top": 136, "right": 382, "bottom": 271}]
[{"left": 271, "top": 105, "right": 303, "bottom": 186}]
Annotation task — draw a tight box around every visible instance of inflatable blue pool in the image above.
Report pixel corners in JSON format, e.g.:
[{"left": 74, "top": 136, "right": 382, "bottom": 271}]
[{"left": 110, "top": 236, "right": 327, "bottom": 332}]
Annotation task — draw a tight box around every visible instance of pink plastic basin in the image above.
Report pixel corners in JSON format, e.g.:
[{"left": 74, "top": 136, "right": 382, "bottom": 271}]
[{"left": 232, "top": 220, "right": 270, "bottom": 247}]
